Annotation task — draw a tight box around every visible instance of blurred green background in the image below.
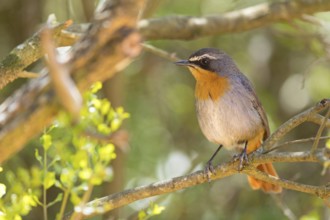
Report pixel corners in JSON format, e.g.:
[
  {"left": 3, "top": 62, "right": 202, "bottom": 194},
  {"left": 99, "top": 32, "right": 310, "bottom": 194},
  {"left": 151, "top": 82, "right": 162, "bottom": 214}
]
[{"left": 0, "top": 0, "right": 330, "bottom": 219}]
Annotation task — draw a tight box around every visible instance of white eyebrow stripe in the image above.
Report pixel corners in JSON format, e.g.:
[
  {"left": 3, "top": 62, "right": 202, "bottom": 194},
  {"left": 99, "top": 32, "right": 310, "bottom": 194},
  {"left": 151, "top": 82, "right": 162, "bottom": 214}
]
[{"left": 188, "top": 54, "right": 218, "bottom": 62}]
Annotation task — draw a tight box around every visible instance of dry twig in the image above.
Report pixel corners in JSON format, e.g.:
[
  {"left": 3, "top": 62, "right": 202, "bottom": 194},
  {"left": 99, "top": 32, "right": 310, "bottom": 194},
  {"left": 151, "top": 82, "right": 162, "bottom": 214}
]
[{"left": 138, "top": 0, "right": 330, "bottom": 40}]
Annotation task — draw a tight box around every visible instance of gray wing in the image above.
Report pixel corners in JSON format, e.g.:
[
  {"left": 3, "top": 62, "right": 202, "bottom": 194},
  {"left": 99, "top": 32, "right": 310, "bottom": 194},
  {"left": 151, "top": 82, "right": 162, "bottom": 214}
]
[{"left": 237, "top": 73, "right": 270, "bottom": 139}]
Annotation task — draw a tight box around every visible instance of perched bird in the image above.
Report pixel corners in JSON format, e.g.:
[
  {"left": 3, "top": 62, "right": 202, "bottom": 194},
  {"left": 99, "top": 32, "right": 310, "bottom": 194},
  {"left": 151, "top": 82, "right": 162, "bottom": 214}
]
[{"left": 175, "top": 48, "right": 282, "bottom": 193}]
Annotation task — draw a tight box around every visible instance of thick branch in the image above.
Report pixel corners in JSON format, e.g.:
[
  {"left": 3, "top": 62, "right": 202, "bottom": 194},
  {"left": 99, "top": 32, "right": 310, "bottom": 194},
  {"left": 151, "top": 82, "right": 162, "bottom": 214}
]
[
  {"left": 67, "top": 149, "right": 329, "bottom": 219},
  {"left": 138, "top": 0, "right": 330, "bottom": 40},
  {"left": 0, "top": 20, "right": 72, "bottom": 89},
  {"left": 0, "top": 0, "right": 144, "bottom": 163}
]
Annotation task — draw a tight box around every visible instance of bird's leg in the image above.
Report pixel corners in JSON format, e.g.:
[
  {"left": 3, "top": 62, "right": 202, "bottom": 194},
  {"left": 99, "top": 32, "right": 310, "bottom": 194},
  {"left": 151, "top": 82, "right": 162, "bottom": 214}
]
[
  {"left": 205, "top": 145, "right": 222, "bottom": 181},
  {"left": 238, "top": 141, "right": 249, "bottom": 171}
]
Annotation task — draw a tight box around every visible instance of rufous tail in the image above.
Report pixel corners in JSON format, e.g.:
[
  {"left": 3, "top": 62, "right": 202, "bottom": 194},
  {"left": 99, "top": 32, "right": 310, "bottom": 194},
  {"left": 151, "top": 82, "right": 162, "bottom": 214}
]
[{"left": 247, "top": 163, "right": 282, "bottom": 193}]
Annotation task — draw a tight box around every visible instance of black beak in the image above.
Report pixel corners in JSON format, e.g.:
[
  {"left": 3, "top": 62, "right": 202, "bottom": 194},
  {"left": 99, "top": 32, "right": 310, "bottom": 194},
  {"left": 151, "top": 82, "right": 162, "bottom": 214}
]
[{"left": 175, "top": 60, "right": 190, "bottom": 66}]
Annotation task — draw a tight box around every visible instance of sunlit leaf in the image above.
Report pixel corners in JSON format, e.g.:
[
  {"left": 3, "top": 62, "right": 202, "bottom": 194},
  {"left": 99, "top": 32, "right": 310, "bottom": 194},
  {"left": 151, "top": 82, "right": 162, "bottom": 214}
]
[
  {"left": 0, "top": 183, "right": 6, "bottom": 198},
  {"left": 70, "top": 192, "right": 81, "bottom": 205},
  {"left": 111, "top": 118, "right": 121, "bottom": 131},
  {"left": 138, "top": 210, "right": 147, "bottom": 220},
  {"left": 152, "top": 204, "right": 165, "bottom": 215},
  {"left": 60, "top": 169, "right": 75, "bottom": 188},
  {"left": 91, "top": 99, "right": 102, "bottom": 109},
  {"left": 91, "top": 81, "right": 102, "bottom": 93},
  {"left": 41, "top": 134, "right": 52, "bottom": 151},
  {"left": 100, "top": 100, "right": 110, "bottom": 116},
  {"left": 34, "top": 149, "right": 42, "bottom": 164},
  {"left": 78, "top": 168, "right": 92, "bottom": 180},
  {"left": 97, "top": 123, "right": 111, "bottom": 134},
  {"left": 99, "top": 144, "right": 116, "bottom": 162},
  {"left": 44, "top": 172, "right": 56, "bottom": 189}
]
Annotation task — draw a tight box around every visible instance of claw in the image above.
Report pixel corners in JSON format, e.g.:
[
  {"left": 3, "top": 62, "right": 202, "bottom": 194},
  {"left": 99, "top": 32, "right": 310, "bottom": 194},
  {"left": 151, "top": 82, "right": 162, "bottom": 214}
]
[
  {"left": 238, "top": 150, "right": 249, "bottom": 171},
  {"left": 204, "top": 161, "right": 215, "bottom": 182},
  {"left": 204, "top": 145, "right": 223, "bottom": 182},
  {"left": 237, "top": 141, "right": 249, "bottom": 171}
]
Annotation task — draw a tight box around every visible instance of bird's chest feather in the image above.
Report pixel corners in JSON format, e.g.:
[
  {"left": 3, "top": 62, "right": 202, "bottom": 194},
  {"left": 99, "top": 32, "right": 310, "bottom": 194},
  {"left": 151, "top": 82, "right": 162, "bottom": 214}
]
[{"left": 195, "top": 79, "right": 263, "bottom": 151}]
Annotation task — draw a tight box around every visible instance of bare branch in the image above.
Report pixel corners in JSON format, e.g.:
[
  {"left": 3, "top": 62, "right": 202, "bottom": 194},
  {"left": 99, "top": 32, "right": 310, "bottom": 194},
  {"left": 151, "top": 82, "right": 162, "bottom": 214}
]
[
  {"left": 263, "top": 99, "right": 330, "bottom": 152},
  {"left": 64, "top": 149, "right": 330, "bottom": 219},
  {"left": 41, "top": 27, "right": 82, "bottom": 118},
  {"left": 0, "top": 20, "right": 72, "bottom": 89},
  {"left": 267, "top": 136, "right": 330, "bottom": 153},
  {"left": 242, "top": 166, "right": 329, "bottom": 198},
  {"left": 142, "top": 44, "right": 179, "bottom": 62},
  {"left": 271, "top": 194, "right": 297, "bottom": 220},
  {"left": 138, "top": 0, "right": 330, "bottom": 40},
  {"left": 17, "top": 71, "right": 39, "bottom": 78},
  {"left": 311, "top": 107, "right": 330, "bottom": 153}
]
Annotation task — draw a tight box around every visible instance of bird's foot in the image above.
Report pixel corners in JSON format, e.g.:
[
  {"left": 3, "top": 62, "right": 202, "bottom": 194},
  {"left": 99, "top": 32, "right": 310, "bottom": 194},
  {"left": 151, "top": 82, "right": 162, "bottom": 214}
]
[
  {"left": 204, "top": 161, "right": 216, "bottom": 182},
  {"left": 233, "top": 151, "right": 249, "bottom": 171}
]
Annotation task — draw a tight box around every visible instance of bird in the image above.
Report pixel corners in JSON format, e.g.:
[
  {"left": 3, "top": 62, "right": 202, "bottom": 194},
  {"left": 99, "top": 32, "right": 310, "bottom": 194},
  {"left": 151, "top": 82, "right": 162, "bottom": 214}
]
[{"left": 175, "top": 48, "right": 282, "bottom": 193}]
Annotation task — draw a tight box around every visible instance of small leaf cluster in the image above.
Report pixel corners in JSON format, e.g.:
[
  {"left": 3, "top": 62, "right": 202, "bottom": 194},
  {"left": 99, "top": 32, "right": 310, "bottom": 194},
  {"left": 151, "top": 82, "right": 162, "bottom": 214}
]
[
  {"left": 0, "top": 166, "right": 41, "bottom": 220},
  {"left": 0, "top": 82, "right": 129, "bottom": 219},
  {"left": 138, "top": 203, "right": 166, "bottom": 220}
]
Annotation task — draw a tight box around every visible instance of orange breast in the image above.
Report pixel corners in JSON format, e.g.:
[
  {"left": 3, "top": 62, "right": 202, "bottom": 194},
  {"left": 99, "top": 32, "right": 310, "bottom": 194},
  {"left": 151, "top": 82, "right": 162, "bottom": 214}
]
[{"left": 188, "top": 66, "right": 230, "bottom": 101}]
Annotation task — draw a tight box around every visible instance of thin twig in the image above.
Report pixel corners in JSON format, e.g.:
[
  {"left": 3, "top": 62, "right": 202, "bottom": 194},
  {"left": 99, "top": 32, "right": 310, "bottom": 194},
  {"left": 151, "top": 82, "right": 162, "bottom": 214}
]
[
  {"left": 17, "top": 71, "right": 39, "bottom": 78},
  {"left": 263, "top": 99, "right": 330, "bottom": 151},
  {"left": 41, "top": 26, "right": 82, "bottom": 118},
  {"left": 311, "top": 107, "right": 330, "bottom": 153},
  {"left": 307, "top": 114, "right": 330, "bottom": 128},
  {"left": 271, "top": 194, "right": 297, "bottom": 220},
  {"left": 242, "top": 167, "right": 330, "bottom": 198},
  {"left": 264, "top": 136, "right": 330, "bottom": 154},
  {"left": 142, "top": 44, "right": 179, "bottom": 62}
]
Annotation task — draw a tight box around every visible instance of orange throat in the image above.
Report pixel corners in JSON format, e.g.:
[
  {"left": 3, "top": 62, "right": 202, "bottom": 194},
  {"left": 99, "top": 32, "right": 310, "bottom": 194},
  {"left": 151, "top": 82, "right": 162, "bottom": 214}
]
[{"left": 188, "top": 66, "right": 230, "bottom": 101}]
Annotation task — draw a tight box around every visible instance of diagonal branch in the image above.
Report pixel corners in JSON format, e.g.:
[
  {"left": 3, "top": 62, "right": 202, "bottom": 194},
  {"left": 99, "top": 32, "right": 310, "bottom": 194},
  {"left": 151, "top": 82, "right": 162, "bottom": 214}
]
[
  {"left": 311, "top": 107, "right": 330, "bottom": 153},
  {"left": 263, "top": 99, "right": 330, "bottom": 152},
  {"left": 0, "top": 19, "right": 72, "bottom": 89},
  {"left": 64, "top": 149, "right": 330, "bottom": 219},
  {"left": 138, "top": 0, "right": 330, "bottom": 40}
]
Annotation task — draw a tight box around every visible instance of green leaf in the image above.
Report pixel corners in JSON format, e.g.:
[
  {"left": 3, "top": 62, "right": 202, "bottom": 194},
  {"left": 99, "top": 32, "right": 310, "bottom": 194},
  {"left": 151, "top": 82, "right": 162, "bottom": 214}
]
[
  {"left": 47, "top": 193, "right": 63, "bottom": 208},
  {"left": 60, "top": 169, "right": 75, "bottom": 188},
  {"left": 91, "top": 99, "right": 102, "bottom": 109},
  {"left": 0, "top": 183, "right": 6, "bottom": 198},
  {"left": 78, "top": 168, "right": 92, "bottom": 180},
  {"left": 100, "top": 100, "right": 110, "bottom": 115},
  {"left": 91, "top": 82, "right": 102, "bottom": 93},
  {"left": 97, "top": 123, "right": 111, "bottom": 134},
  {"left": 44, "top": 172, "right": 56, "bottom": 189},
  {"left": 138, "top": 210, "right": 147, "bottom": 220},
  {"left": 71, "top": 151, "right": 88, "bottom": 169},
  {"left": 41, "top": 134, "right": 52, "bottom": 151},
  {"left": 34, "top": 149, "right": 42, "bottom": 164},
  {"left": 99, "top": 144, "right": 116, "bottom": 162},
  {"left": 152, "top": 204, "right": 165, "bottom": 215},
  {"left": 70, "top": 191, "right": 81, "bottom": 205},
  {"left": 111, "top": 118, "right": 121, "bottom": 131}
]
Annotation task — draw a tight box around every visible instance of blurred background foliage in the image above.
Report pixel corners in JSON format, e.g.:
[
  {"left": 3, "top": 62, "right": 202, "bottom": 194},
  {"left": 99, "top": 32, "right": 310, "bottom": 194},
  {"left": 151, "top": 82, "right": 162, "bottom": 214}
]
[{"left": 0, "top": 0, "right": 330, "bottom": 219}]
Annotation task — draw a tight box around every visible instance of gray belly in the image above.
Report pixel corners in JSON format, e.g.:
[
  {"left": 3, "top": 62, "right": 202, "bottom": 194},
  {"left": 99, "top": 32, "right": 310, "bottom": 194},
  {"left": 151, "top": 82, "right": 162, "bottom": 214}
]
[{"left": 196, "top": 90, "right": 263, "bottom": 151}]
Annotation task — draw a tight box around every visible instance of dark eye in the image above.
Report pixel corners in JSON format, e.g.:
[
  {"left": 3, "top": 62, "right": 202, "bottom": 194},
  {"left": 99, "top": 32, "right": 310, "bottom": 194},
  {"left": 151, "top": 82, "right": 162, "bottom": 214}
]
[{"left": 200, "top": 58, "right": 209, "bottom": 65}]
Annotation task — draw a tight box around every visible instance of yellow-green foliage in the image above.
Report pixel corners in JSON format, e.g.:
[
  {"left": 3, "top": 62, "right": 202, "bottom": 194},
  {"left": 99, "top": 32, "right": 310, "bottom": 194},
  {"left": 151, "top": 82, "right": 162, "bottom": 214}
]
[{"left": 0, "top": 82, "right": 130, "bottom": 220}]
